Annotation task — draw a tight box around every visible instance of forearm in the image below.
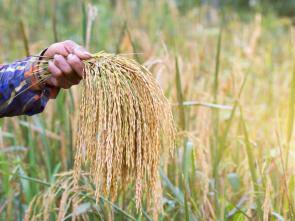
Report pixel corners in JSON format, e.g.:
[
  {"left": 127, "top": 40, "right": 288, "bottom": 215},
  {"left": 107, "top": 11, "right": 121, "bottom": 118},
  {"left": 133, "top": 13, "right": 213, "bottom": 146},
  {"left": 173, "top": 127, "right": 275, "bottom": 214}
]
[{"left": 0, "top": 57, "right": 58, "bottom": 117}]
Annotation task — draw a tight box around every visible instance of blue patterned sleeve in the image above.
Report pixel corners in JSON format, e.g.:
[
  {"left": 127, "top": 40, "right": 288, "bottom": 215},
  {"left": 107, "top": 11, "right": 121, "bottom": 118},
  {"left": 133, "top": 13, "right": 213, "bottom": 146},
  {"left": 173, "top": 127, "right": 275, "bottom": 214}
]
[{"left": 0, "top": 57, "right": 58, "bottom": 117}]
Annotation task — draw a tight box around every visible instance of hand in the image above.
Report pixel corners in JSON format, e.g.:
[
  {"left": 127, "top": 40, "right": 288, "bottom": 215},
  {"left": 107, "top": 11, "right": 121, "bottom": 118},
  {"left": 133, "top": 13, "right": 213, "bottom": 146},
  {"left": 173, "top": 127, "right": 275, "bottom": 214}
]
[{"left": 44, "top": 40, "right": 91, "bottom": 89}]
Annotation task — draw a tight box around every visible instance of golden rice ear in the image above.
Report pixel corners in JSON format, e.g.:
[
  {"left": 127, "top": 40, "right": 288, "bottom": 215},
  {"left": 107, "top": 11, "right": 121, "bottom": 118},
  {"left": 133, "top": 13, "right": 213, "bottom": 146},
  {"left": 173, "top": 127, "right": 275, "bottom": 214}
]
[{"left": 74, "top": 52, "right": 176, "bottom": 215}]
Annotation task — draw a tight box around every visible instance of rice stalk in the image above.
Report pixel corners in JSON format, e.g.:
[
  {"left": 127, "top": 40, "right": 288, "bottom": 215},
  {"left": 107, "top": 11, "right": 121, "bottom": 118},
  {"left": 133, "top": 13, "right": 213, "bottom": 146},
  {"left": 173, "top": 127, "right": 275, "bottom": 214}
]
[
  {"left": 74, "top": 52, "right": 175, "bottom": 216},
  {"left": 19, "top": 18, "right": 30, "bottom": 56},
  {"left": 263, "top": 176, "right": 271, "bottom": 221}
]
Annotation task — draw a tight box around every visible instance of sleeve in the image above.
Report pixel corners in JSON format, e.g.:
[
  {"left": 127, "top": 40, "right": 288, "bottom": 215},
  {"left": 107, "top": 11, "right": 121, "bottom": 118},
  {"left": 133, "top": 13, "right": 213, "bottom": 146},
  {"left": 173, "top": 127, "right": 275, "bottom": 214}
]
[{"left": 0, "top": 57, "right": 59, "bottom": 117}]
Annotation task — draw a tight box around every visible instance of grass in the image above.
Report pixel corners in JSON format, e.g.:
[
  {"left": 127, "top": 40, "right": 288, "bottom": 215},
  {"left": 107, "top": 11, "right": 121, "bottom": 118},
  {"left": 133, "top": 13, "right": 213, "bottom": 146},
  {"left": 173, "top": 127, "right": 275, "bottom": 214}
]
[{"left": 1, "top": 0, "right": 295, "bottom": 220}]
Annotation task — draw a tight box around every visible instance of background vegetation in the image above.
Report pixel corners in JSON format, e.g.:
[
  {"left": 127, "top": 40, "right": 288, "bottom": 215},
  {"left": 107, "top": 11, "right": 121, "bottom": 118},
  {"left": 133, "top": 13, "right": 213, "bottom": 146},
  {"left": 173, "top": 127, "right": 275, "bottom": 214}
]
[{"left": 1, "top": 0, "right": 295, "bottom": 220}]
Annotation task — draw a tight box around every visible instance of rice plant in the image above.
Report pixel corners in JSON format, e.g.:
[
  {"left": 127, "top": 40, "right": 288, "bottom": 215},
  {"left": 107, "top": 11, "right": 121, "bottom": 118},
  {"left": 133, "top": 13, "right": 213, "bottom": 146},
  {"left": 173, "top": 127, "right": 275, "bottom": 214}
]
[{"left": 74, "top": 52, "right": 175, "bottom": 217}]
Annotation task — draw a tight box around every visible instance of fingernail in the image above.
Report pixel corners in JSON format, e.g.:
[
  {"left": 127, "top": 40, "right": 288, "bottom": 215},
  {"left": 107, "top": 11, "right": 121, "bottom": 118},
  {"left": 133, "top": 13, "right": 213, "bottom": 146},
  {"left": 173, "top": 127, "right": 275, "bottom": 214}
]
[
  {"left": 54, "top": 54, "right": 63, "bottom": 59},
  {"left": 67, "top": 53, "right": 74, "bottom": 59}
]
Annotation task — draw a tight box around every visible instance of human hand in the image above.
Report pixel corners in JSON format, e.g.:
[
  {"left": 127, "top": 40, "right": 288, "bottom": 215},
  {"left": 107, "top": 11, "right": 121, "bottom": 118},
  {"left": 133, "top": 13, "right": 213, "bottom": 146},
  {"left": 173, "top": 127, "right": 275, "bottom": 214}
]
[{"left": 44, "top": 40, "right": 91, "bottom": 89}]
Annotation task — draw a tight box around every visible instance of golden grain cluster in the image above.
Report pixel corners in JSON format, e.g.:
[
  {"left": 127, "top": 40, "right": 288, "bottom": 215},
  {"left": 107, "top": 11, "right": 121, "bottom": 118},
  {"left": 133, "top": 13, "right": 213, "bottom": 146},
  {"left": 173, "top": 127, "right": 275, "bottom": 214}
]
[{"left": 74, "top": 52, "right": 175, "bottom": 211}]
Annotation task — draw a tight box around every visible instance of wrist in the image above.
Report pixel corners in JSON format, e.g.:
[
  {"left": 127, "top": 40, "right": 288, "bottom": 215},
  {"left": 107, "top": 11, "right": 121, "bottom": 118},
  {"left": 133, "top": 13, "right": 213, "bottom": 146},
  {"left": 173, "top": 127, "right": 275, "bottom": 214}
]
[{"left": 28, "top": 48, "right": 60, "bottom": 99}]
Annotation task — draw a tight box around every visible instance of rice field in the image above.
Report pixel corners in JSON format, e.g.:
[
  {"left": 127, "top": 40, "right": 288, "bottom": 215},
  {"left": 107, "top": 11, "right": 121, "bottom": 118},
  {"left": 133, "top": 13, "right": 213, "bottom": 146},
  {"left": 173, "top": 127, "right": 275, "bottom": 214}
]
[{"left": 1, "top": 0, "right": 295, "bottom": 220}]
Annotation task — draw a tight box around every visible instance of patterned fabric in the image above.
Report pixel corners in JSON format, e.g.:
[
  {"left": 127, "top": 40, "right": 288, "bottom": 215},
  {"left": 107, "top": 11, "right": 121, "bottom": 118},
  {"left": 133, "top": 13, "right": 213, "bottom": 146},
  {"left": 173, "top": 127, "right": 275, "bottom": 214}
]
[{"left": 0, "top": 57, "right": 58, "bottom": 117}]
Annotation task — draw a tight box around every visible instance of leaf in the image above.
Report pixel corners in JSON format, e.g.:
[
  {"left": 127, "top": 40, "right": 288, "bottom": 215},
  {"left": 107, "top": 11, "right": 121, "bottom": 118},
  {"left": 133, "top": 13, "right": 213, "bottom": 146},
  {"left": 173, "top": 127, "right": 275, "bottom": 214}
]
[
  {"left": 62, "top": 203, "right": 92, "bottom": 220},
  {"left": 227, "top": 173, "right": 240, "bottom": 192},
  {"left": 271, "top": 212, "right": 285, "bottom": 221},
  {"left": 161, "top": 171, "right": 184, "bottom": 204}
]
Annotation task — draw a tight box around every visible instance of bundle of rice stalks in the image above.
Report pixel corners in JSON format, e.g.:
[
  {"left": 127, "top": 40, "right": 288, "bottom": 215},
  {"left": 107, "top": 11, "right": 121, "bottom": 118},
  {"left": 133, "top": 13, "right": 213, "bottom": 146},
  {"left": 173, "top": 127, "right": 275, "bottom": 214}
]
[{"left": 74, "top": 52, "right": 175, "bottom": 214}]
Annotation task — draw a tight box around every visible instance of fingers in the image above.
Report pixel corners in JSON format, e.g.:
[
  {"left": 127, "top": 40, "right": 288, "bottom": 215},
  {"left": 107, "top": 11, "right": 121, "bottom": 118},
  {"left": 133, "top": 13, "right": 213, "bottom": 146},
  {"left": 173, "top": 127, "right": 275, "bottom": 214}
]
[
  {"left": 62, "top": 40, "right": 91, "bottom": 60},
  {"left": 44, "top": 42, "right": 69, "bottom": 58},
  {"left": 47, "top": 61, "right": 71, "bottom": 89},
  {"left": 73, "top": 47, "right": 92, "bottom": 60},
  {"left": 44, "top": 40, "right": 91, "bottom": 60},
  {"left": 63, "top": 40, "right": 78, "bottom": 54},
  {"left": 54, "top": 55, "right": 73, "bottom": 75},
  {"left": 44, "top": 40, "right": 90, "bottom": 89},
  {"left": 47, "top": 57, "right": 81, "bottom": 89},
  {"left": 67, "top": 54, "right": 84, "bottom": 77},
  {"left": 48, "top": 60, "right": 62, "bottom": 78}
]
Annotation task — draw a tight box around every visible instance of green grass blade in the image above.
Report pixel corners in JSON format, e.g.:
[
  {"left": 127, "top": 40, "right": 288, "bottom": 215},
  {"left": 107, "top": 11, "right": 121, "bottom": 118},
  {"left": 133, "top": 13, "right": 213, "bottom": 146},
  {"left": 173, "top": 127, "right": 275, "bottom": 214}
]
[
  {"left": 116, "top": 21, "right": 127, "bottom": 54},
  {"left": 32, "top": 116, "right": 52, "bottom": 178},
  {"left": 211, "top": 25, "right": 223, "bottom": 218},
  {"left": 286, "top": 64, "right": 295, "bottom": 167},
  {"left": 82, "top": 1, "right": 87, "bottom": 47},
  {"left": 175, "top": 56, "right": 186, "bottom": 131},
  {"left": 240, "top": 107, "right": 262, "bottom": 220},
  {"left": 51, "top": 0, "right": 58, "bottom": 42},
  {"left": 213, "top": 27, "right": 223, "bottom": 103}
]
